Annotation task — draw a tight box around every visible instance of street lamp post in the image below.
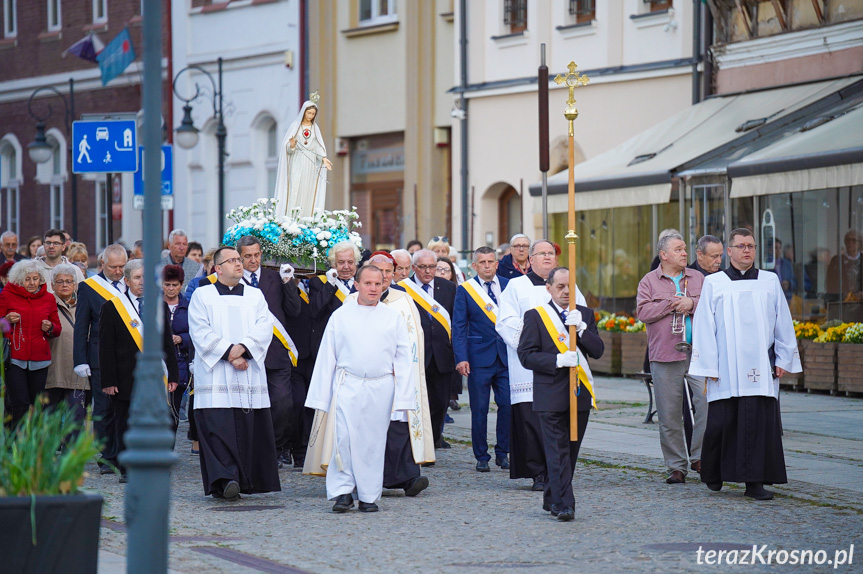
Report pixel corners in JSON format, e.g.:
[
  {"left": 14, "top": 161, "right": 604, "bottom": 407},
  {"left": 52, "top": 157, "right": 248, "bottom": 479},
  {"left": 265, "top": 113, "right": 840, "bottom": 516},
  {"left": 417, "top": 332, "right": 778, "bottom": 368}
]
[
  {"left": 172, "top": 58, "right": 227, "bottom": 239},
  {"left": 27, "top": 79, "right": 79, "bottom": 239}
]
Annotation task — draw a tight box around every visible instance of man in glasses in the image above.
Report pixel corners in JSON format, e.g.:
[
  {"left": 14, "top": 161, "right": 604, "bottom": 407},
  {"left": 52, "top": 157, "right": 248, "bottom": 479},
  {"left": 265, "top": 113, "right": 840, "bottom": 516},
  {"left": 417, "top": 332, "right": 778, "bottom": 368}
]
[
  {"left": 188, "top": 246, "right": 280, "bottom": 501},
  {"left": 497, "top": 239, "right": 585, "bottom": 493},
  {"left": 497, "top": 234, "right": 532, "bottom": 279},
  {"left": 690, "top": 228, "right": 801, "bottom": 501},
  {"left": 35, "top": 229, "right": 84, "bottom": 292}
]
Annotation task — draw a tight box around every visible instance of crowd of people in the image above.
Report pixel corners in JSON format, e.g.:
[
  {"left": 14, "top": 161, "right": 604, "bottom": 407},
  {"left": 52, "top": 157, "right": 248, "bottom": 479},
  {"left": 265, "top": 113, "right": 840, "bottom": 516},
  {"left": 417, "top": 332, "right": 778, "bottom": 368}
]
[{"left": 0, "top": 224, "right": 800, "bottom": 517}]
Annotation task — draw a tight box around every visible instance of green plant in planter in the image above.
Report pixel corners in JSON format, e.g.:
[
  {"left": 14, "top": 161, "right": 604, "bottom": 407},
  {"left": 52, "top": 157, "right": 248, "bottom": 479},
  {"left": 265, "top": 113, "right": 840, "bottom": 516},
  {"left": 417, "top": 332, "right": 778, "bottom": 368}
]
[
  {"left": 0, "top": 392, "right": 104, "bottom": 543},
  {"left": 842, "top": 323, "right": 863, "bottom": 344}
]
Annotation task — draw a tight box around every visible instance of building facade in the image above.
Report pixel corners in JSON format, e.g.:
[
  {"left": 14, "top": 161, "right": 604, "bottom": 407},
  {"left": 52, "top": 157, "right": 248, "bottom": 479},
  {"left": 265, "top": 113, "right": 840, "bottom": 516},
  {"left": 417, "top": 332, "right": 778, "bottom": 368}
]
[{"left": 306, "top": 0, "right": 454, "bottom": 251}]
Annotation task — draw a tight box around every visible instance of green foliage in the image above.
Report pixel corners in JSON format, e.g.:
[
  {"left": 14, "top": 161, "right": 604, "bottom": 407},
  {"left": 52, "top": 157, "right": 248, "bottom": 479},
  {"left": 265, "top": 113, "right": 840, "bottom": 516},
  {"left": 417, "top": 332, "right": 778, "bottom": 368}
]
[{"left": 0, "top": 396, "right": 104, "bottom": 498}]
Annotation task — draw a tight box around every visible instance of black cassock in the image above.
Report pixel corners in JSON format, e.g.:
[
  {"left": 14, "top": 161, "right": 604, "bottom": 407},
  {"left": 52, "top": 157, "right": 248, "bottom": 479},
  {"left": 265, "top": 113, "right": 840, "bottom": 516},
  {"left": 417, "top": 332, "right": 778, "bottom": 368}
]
[{"left": 700, "top": 266, "right": 787, "bottom": 486}]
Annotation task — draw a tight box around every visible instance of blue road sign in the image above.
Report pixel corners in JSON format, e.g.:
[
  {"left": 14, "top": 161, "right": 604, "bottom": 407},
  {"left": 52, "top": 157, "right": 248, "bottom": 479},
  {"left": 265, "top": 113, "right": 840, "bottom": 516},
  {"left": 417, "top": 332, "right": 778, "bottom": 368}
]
[
  {"left": 134, "top": 145, "right": 173, "bottom": 210},
  {"left": 72, "top": 120, "right": 138, "bottom": 174}
]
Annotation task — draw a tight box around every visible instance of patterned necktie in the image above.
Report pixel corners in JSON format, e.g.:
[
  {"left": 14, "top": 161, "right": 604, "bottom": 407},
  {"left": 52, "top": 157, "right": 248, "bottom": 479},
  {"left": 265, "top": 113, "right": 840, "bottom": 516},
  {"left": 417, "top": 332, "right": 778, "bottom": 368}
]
[
  {"left": 111, "top": 280, "right": 120, "bottom": 291},
  {"left": 561, "top": 308, "right": 568, "bottom": 324},
  {"left": 484, "top": 281, "right": 498, "bottom": 305},
  {"left": 136, "top": 297, "right": 144, "bottom": 316},
  {"left": 250, "top": 272, "right": 259, "bottom": 288}
]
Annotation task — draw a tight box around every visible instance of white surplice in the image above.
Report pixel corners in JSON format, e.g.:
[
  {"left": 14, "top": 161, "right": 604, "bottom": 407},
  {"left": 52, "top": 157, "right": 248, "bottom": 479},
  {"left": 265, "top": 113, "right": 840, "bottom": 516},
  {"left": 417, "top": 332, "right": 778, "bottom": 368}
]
[
  {"left": 188, "top": 283, "right": 274, "bottom": 410},
  {"left": 496, "top": 274, "right": 585, "bottom": 405},
  {"left": 305, "top": 302, "right": 415, "bottom": 503},
  {"left": 689, "top": 270, "right": 802, "bottom": 402}
]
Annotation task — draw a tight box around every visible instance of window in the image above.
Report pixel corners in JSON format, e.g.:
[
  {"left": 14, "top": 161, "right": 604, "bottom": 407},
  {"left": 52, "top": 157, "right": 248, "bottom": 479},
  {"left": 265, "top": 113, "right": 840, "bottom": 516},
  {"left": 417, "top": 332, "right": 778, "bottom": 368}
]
[
  {"left": 3, "top": 0, "right": 16, "bottom": 37},
  {"left": 47, "top": 0, "right": 61, "bottom": 31},
  {"left": 645, "top": 0, "right": 673, "bottom": 12},
  {"left": 266, "top": 121, "right": 278, "bottom": 198},
  {"left": 359, "top": 0, "right": 396, "bottom": 26},
  {"left": 0, "top": 140, "right": 17, "bottom": 187},
  {"left": 569, "top": 0, "right": 594, "bottom": 23},
  {"left": 6, "top": 187, "right": 18, "bottom": 235},
  {"left": 503, "top": 0, "right": 527, "bottom": 33},
  {"left": 95, "top": 179, "right": 107, "bottom": 251},
  {"left": 50, "top": 184, "right": 64, "bottom": 229},
  {"left": 92, "top": 0, "right": 107, "bottom": 24}
]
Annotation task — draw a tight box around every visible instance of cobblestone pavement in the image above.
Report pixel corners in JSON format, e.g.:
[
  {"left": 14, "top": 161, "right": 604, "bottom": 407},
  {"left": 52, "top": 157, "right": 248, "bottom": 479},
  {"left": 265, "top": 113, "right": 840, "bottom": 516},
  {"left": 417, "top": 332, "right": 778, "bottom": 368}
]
[{"left": 89, "top": 378, "right": 862, "bottom": 573}]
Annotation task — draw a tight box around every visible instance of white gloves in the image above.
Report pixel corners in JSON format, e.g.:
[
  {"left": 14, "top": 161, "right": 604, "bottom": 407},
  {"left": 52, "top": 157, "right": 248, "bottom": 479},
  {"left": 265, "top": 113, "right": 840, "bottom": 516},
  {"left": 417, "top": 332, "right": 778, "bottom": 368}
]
[
  {"left": 325, "top": 269, "right": 339, "bottom": 282},
  {"left": 556, "top": 351, "right": 580, "bottom": 369},
  {"left": 280, "top": 263, "right": 295, "bottom": 281},
  {"left": 74, "top": 364, "right": 92, "bottom": 378},
  {"left": 565, "top": 309, "right": 587, "bottom": 335}
]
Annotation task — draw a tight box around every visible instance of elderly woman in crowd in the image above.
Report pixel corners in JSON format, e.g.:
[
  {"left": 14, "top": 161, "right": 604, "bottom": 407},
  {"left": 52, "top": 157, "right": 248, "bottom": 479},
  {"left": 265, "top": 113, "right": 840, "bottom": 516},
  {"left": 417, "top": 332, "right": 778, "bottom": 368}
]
[
  {"left": 0, "top": 260, "right": 62, "bottom": 427},
  {"left": 163, "top": 265, "right": 192, "bottom": 439},
  {"left": 45, "top": 263, "right": 90, "bottom": 420},
  {"left": 66, "top": 242, "right": 90, "bottom": 276}
]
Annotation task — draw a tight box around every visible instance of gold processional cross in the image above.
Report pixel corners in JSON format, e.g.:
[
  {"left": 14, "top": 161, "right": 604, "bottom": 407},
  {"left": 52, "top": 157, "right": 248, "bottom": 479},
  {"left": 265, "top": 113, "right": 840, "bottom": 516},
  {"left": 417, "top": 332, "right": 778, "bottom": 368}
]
[{"left": 553, "top": 62, "right": 589, "bottom": 136}]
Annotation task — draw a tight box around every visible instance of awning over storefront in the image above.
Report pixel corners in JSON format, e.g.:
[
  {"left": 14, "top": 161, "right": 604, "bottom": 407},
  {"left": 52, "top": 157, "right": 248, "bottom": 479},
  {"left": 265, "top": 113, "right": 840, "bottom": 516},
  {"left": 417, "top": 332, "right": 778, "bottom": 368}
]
[
  {"left": 530, "top": 76, "right": 860, "bottom": 209},
  {"left": 728, "top": 104, "right": 863, "bottom": 197}
]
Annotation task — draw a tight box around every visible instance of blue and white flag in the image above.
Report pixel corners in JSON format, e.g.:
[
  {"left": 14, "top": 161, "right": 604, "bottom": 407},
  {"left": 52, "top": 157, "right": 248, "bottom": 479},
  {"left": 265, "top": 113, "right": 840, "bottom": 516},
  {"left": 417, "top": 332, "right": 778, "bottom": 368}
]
[{"left": 97, "top": 28, "right": 136, "bottom": 86}]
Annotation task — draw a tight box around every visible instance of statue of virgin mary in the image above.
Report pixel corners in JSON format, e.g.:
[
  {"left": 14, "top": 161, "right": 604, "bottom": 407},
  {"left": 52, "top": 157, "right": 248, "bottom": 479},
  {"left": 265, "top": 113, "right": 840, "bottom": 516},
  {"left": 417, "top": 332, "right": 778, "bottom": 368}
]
[{"left": 273, "top": 92, "right": 333, "bottom": 219}]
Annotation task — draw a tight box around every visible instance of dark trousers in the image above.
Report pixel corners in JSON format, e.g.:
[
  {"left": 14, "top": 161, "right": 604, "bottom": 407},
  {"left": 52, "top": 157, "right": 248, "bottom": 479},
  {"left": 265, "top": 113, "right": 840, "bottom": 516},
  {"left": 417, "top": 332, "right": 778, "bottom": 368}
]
[
  {"left": 110, "top": 398, "right": 131, "bottom": 475},
  {"left": 168, "top": 383, "right": 189, "bottom": 443},
  {"left": 383, "top": 421, "right": 421, "bottom": 489},
  {"left": 266, "top": 366, "right": 293, "bottom": 453},
  {"left": 46, "top": 387, "right": 92, "bottom": 424},
  {"left": 467, "top": 358, "right": 511, "bottom": 462},
  {"left": 288, "top": 363, "right": 313, "bottom": 462},
  {"left": 425, "top": 361, "right": 451, "bottom": 446},
  {"left": 6, "top": 365, "right": 48, "bottom": 428},
  {"left": 187, "top": 391, "right": 198, "bottom": 442},
  {"left": 90, "top": 366, "right": 117, "bottom": 468},
  {"left": 537, "top": 409, "right": 590, "bottom": 510}
]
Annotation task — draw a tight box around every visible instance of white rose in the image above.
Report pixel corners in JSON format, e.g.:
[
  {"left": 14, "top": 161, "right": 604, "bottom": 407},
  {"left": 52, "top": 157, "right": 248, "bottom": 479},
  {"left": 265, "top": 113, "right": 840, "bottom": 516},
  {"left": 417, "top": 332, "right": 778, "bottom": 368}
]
[{"left": 320, "top": 240, "right": 328, "bottom": 247}]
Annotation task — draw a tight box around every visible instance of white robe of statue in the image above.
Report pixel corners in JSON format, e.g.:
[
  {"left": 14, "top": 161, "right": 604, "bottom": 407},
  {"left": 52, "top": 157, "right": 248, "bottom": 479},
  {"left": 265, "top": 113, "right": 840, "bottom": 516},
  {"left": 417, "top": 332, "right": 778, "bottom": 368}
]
[
  {"left": 496, "top": 274, "right": 585, "bottom": 405},
  {"left": 690, "top": 271, "right": 801, "bottom": 402},
  {"left": 304, "top": 302, "right": 415, "bottom": 503},
  {"left": 273, "top": 100, "right": 329, "bottom": 219}
]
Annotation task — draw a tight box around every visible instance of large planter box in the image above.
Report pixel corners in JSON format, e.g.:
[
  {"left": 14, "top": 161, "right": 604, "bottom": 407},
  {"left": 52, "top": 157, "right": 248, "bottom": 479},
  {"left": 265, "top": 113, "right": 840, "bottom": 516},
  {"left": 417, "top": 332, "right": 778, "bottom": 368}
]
[
  {"left": 620, "top": 331, "right": 648, "bottom": 375},
  {"left": 779, "top": 339, "right": 809, "bottom": 391},
  {"left": 837, "top": 343, "right": 863, "bottom": 395},
  {"left": 592, "top": 331, "right": 621, "bottom": 375},
  {"left": 0, "top": 493, "right": 103, "bottom": 574},
  {"left": 804, "top": 342, "right": 838, "bottom": 393}
]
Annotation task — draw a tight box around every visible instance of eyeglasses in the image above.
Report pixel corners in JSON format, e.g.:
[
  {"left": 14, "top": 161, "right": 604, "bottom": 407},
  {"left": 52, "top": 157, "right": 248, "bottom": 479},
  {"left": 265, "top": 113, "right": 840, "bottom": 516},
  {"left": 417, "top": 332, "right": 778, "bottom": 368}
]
[
  {"left": 44, "top": 240, "right": 63, "bottom": 247},
  {"left": 431, "top": 236, "right": 449, "bottom": 243},
  {"left": 435, "top": 267, "right": 451, "bottom": 273},
  {"left": 414, "top": 264, "right": 436, "bottom": 271},
  {"left": 511, "top": 244, "right": 530, "bottom": 249},
  {"left": 731, "top": 244, "right": 757, "bottom": 252},
  {"left": 532, "top": 251, "right": 556, "bottom": 258},
  {"left": 215, "top": 257, "right": 242, "bottom": 266},
  {"left": 54, "top": 279, "right": 75, "bottom": 286}
]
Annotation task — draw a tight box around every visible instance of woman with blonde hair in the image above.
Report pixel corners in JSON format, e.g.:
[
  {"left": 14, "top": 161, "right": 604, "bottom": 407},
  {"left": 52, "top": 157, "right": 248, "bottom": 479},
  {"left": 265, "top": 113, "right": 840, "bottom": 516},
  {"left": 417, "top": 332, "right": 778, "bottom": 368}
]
[{"left": 67, "top": 242, "right": 90, "bottom": 276}]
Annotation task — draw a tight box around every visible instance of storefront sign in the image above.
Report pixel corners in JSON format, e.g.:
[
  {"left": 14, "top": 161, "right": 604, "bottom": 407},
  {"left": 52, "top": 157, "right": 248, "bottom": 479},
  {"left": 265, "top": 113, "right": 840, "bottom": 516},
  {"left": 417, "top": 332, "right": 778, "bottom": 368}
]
[{"left": 352, "top": 146, "right": 405, "bottom": 176}]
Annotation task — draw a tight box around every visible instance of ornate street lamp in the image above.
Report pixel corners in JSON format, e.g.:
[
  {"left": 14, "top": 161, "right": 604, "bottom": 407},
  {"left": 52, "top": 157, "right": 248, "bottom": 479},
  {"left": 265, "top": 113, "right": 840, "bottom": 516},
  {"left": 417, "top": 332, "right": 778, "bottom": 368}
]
[{"left": 172, "top": 59, "right": 227, "bottom": 238}]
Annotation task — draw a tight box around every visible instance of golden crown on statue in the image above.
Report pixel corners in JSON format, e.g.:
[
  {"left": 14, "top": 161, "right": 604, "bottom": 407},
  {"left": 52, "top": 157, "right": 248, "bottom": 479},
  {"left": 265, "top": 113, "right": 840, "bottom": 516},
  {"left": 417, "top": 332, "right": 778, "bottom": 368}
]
[{"left": 309, "top": 90, "right": 320, "bottom": 104}]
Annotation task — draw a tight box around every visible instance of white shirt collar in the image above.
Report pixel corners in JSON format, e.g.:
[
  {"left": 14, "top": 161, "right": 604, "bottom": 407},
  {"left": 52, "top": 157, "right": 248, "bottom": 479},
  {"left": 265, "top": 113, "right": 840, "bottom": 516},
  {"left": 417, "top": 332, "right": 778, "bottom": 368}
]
[
  {"left": 475, "top": 275, "right": 499, "bottom": 288},
  {"left": 415, "top": 276, "right": 434, "bottom": 292},
  {"left": 243, "top": 268, "right": 260, "bottom": 282}
]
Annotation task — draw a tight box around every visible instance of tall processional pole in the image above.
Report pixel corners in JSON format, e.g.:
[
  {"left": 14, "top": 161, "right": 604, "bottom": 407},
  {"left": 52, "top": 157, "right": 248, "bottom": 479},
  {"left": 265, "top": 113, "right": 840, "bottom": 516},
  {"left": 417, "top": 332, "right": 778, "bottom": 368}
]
[{"left": 554, "top": 62, "right": 589, "bottom": 441}]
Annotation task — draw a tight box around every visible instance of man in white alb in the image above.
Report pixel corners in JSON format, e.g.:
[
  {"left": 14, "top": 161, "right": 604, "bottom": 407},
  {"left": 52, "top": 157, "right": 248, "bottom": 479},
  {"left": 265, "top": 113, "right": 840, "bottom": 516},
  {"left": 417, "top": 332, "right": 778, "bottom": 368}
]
[{"left": 305, "top": 265, "right": 415, "bottom": 513}]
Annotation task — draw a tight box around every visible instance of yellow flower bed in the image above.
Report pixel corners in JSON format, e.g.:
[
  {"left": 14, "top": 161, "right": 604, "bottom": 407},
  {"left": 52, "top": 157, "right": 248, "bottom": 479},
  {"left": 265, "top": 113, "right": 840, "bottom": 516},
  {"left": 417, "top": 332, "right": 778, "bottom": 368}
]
[{"left": 794, "top": 321, "right": 823, "bottom": 340}]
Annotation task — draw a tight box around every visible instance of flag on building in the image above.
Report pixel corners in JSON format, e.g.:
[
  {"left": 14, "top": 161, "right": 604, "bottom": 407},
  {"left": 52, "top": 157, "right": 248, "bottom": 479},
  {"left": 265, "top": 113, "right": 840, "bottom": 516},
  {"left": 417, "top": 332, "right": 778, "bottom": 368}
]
[
  {"left": 63, "top": 32, "right": 105, "bottom": 64},
  {"left": 97, "top": 28, "right": 136, "bottom": 86}
]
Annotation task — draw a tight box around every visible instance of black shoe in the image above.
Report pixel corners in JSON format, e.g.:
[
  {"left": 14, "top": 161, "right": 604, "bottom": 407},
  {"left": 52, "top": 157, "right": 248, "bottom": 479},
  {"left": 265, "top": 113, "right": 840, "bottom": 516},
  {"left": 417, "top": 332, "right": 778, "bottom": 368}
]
[
  {"left": 744, "top": 482, "right": 774, "bottom": 501},
  {"left": 278, "top": 451, "right": 292, "bottom": 466},
  {"left": 449, "top": 399, "right": 461, "bottom": 411},
  {"left": 118, "top": 474, "right": 128, "bottom": 484},
  {"left": 476, "top": 460, "right": 490, "bottom": 472},
  {"left": 542, "top": 503, "right": 560, "bottom": 517},
  {"left": 99, "top": 465, "right": 115, "bottom": 475},
  {"left": 421, "top": 462, "right": 435, "bottom": 467},
  {"left": 495, "top": 456, "right": 510, "bottom": 469},
  {"left": 557, "top": 507, "right": 575, "bottom": 522},
  {"left": 438, "top": 440, "right": 451, "bottom": 449},
  {"left": 706, "top": 482, "right": 722, "bottom": 492},
  {"left": 222, "top": 480, "right": 240, "bottom": 501},
  {"left": 531, "top": 478, "right": 545, "bottom": 492},
  {"left": 666, "top": 470, "right": 686, "bottom": 484},
  {"left": 404, "top": 476, "right": 429, "bottom": 497},
  {"left": 358, "top": 501, "right": 379, "bottom": 513},
  {"left": 332, "top": 494, "right": 354, "bottom": 512}
]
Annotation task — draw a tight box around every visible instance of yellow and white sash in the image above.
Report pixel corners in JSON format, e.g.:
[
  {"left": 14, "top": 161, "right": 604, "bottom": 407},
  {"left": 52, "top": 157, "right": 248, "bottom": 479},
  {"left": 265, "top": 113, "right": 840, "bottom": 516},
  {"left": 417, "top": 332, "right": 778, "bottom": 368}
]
[
  {"left": 108, "top": 293, "right": 169, "bottom": 387},
  {"left": 460, "top": 278, "right": 498, "bottom": 324},
  {"left": 399, "top": 279, "right": 452, "bottom": 339},
  {"left": 85, "top": 274, "right": 124, "bottom": 302},
  {"left": 318, "top": 274, "right": 350, "bottom": 303},
  {"left": 272, "top": 315, "right": 299, "bottom": 367},
  {"left": 298, "top": 281, "right": 310, "bottom": 304},
  {"left": 204, "top": 273, "right": 217, "bottom": 285},
  {"left": 534, "top": 304, "right": 597, "bottom": 409}
]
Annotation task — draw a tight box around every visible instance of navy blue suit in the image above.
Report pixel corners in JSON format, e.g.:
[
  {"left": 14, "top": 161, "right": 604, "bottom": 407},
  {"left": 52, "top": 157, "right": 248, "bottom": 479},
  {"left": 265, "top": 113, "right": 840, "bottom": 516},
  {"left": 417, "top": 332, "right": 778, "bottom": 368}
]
[
  {"left": 453, "top": 276, "right": 511, "bottom": 462},
  {"left": 73, "top": 274, "right": 120, "bottom": 462}
]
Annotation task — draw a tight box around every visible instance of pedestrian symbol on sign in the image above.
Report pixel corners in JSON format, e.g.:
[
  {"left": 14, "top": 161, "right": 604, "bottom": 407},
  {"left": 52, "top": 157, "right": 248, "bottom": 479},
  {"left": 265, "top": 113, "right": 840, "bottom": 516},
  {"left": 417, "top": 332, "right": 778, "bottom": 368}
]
[{"left": 78, "top": 135, "right": 92, "bottom": 163}]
